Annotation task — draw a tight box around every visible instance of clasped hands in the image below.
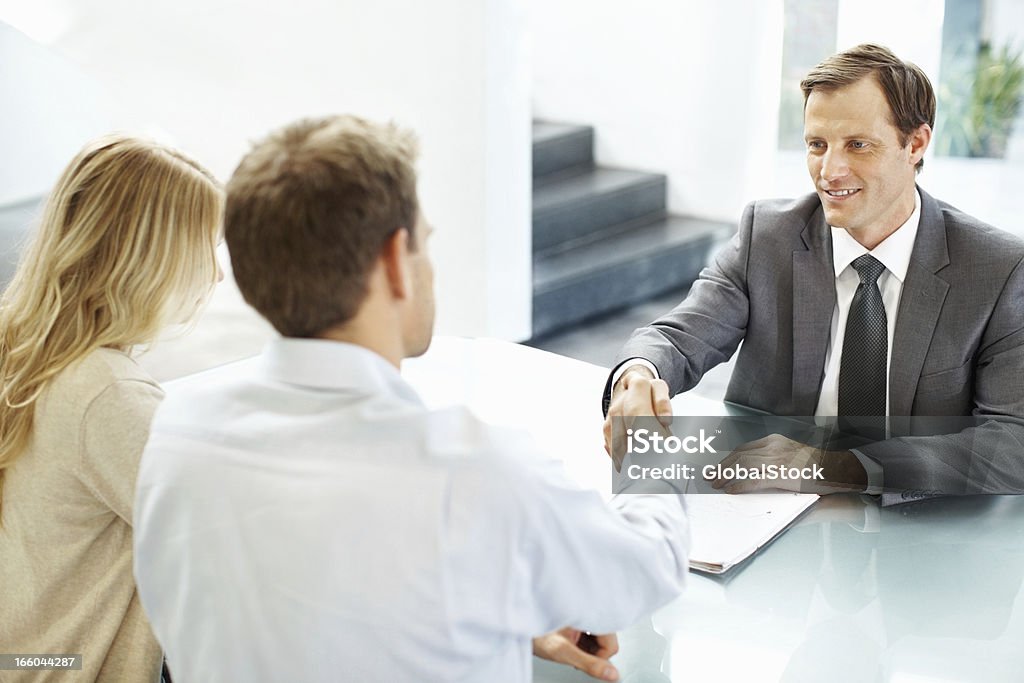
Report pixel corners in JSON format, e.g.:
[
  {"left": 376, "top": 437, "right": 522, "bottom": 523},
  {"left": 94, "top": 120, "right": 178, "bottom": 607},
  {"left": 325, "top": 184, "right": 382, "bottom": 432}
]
[
  {"left": 533, "top": 628, "right": 619, "bottom": 681},
  {"left": 603, "top": 366, "right": 867, "bottom": 494}
]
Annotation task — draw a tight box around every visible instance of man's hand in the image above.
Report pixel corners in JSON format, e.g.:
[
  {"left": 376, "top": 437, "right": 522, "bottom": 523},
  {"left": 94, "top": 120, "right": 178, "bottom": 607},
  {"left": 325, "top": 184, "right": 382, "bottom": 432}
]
[
  {"left": 603, "top": 365, "right": 673, "bottom": 468},
  {"left": 533, "top": 628, "right": 620, "bottom": 681},
  {"left": 709, "top": 433, "right": 867, "bottom": 494}
]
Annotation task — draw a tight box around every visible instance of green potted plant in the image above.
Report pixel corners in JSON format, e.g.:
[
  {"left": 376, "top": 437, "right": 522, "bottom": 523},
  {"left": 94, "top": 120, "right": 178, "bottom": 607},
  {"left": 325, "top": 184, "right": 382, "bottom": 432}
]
[{"left": 937, "top": 41, "right": 1024, "bottom": 159}]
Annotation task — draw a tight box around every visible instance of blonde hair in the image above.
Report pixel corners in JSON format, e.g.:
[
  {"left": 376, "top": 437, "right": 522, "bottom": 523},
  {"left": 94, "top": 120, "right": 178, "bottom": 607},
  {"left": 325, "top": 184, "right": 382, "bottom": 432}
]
[{"left": 0, "top": 134, "right": 222, "bottom": 512}]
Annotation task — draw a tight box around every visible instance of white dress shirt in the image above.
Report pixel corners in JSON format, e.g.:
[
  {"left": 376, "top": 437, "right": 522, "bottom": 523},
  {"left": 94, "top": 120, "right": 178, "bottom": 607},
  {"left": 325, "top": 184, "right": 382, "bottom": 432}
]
[
  {"left": 814, "top": 190, "right": 922, "bottom": 418},
  {"left": 134, "top": 338, "right": 688, "bottom": 683},
  {"left": 814, "top": 191, "right": 921, "bottom": 492}
]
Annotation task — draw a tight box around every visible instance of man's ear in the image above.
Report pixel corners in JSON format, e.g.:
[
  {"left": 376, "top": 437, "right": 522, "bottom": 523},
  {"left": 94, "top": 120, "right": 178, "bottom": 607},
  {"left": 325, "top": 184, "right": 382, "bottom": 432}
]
[
  {"left": 908, "top": 122, "right": 932, "bottom": 167},
  {"left": 381, "top": 227, "right": 413, "bottom": 300}
]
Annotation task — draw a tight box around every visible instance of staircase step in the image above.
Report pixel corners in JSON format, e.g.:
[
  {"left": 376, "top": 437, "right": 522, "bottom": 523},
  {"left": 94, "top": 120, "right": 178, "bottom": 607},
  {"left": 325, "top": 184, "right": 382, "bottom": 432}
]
[
  {"left": 531, "top": 215, "right": 732, "bottom": 338},
  {"left": 532, "top": 121, "right": 594, "bottom": 179},
  {"left": 533, "top": 168, "right": 667, "bottom": 253}
]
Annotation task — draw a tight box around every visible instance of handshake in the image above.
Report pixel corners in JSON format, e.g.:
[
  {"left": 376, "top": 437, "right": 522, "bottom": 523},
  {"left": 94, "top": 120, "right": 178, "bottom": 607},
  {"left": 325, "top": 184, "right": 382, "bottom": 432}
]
[{"left": 603, "top": 365, "right": 868, "bottom": 495}]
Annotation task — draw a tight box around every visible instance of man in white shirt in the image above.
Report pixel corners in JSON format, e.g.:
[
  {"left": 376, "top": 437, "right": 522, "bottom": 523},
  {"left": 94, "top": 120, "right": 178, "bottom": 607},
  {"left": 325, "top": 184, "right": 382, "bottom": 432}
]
[
  {"left": 604, "top": 44, "right": 1024, "bottom": 501},
  {"left": 134, "top": 115, "right": 689, "bottom": 682}
]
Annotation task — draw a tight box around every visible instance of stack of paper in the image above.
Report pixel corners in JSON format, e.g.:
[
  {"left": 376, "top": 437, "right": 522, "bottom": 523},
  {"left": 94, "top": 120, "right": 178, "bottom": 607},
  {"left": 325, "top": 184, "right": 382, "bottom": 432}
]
[{"left": 685, "top": 493, "right": 818, "bottom": 574}]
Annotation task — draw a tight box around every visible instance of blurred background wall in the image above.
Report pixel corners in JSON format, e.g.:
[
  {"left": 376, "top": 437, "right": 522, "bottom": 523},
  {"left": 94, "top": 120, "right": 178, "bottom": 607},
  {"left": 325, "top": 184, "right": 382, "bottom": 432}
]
[
  {"left": 2, "top": 0, "right": 1021, "bottom": 368},
  {"left": 0, "top": 0, "right": 532, "bottom": 349}
]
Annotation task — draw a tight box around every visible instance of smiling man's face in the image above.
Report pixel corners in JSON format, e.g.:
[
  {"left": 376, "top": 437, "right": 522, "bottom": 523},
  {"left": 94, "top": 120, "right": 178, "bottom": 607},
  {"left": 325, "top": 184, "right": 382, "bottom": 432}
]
[{"left": 804, "top": 76, "right": 926, "bottom": 245}]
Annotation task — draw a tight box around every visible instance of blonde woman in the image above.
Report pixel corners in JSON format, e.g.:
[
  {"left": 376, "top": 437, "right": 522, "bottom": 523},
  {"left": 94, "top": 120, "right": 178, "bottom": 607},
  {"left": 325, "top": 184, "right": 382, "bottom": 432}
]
[{"left": 0, "top": 135, "right": 222, "bottom": 682}]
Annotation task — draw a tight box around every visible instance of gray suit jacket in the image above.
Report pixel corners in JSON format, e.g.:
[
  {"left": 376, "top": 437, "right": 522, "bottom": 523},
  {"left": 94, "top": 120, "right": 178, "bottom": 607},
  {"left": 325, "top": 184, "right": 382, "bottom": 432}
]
[{"left": 609, "top": 188, "right": 1024, "bottom": 498}]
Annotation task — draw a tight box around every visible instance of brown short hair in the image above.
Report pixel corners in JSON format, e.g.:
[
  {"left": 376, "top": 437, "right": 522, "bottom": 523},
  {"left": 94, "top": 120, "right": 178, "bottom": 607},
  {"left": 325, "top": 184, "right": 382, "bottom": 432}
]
[
  {"left": 801, "top": 43, "right": 936, "bottom": 171},
  {"left": 225, "top": 115, "right": 419, "bottom": 337}
]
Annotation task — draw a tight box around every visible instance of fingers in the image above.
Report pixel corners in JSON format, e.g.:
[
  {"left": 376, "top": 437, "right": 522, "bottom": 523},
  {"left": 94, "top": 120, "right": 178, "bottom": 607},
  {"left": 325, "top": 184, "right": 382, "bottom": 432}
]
[
  {"left": 534, "top": 630, "right": 619, "bottom": 682},
  {"left": 605, "top": 416, "right": 628, "bottom": 470},
  {"left": 606, "top": 380, "right": 651, "bottom": 465},
  {"left": 729, "top": 435, "right": 774, "bottom": 453},
  {"left": 709, "top": 448, "right": 767, "bottom": 490},
  {"left": 710, "top": 454, "right": 770, "bottom": 490},
  {"left": 620, "top": 377, "right": 665, "bottom": 418},
  {"left": 557, "top": 639, "right": 619, "bottom": 682},
  {"left": 708, "top": 435, "right": 814, "bottom": 493},
  {"left": 610, "top": 372, "right": 671, "bottom": 419},
  {"left": 723, "top": 478, "right": 769, "bottom": 495},
  {"left": 589, "top": 632, "right": 619, "bottom": 659},
  {"left": 650, "top": 380, "right": 673, "bottom": 426},
  {"left": 708, "top": 448, "right": 746, "bottom": 488}
]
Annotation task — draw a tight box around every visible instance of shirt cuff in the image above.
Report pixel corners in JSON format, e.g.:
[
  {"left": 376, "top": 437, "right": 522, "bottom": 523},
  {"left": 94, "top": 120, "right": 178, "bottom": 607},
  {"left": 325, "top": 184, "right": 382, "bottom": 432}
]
[
  {"left": 850, "top": 448, "right": 884, "bottom": 495},
  {"left": 611, "top": 358, "right": 660, "bottom": 392}
]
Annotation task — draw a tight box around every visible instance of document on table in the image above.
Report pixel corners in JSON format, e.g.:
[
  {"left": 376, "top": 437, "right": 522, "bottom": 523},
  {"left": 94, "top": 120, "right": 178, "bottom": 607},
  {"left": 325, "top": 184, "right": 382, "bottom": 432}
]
[
  {"left": 684, "top": 492, "right": 818, "bottom": 574},
  {"left": 665, "top": 395, "right": 820, "bottom": 573}
]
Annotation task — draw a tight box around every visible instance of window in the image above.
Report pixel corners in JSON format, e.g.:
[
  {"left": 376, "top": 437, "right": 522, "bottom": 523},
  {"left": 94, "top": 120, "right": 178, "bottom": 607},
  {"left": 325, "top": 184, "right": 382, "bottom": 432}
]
[{"left": 775, "top": 0, "right": 1023, "bottom": 235}]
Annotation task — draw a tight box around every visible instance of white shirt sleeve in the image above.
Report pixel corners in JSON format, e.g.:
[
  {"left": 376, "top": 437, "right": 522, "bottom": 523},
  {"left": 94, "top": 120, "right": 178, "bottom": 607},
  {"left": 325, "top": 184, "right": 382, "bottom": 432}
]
[
  {"left": 492, "top": 442, "right": 689, "bottom": 637},
  {"left": 610, "top": 358, "right": 661, "bottom": 392}
]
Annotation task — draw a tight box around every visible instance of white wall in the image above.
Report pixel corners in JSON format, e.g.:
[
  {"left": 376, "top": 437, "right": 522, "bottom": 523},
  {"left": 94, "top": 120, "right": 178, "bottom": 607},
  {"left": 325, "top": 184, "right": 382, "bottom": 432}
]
[
  {"left": 0, "top": 0, "right": 532, "bottom": 342},
  {"left": 835, "top": 0, "right": 945, "bottom": 77},
  {"left": 987, "top": 0, "right": 1024, "bottom": 52},
  {"left": 529, "top": 0, "right": 785, "bottom": 222},
  {"left": 0, "top": 21, "right": 114, "bottom": 205}
]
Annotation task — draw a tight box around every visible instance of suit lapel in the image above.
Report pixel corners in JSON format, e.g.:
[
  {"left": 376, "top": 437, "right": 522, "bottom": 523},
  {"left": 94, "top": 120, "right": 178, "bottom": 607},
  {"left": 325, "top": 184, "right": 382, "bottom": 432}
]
[
  {"left": 792, "top": 206, "right": 835, "bottom": 414},
  {"left": 889, "top": 188, "right": 950, "bottom": 416}
]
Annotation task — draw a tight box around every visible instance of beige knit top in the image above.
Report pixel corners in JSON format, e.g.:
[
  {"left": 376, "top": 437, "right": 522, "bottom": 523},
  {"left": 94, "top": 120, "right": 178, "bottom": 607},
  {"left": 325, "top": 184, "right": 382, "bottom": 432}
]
[{"left": 0, "top": 348, "right": 163, "bottom": 682}]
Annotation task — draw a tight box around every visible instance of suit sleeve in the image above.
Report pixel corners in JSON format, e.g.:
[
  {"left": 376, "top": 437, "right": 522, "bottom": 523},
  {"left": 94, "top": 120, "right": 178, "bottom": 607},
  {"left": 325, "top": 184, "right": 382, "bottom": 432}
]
[
  {"left": 603, "top": 202, "right": 754, "bottom": 412},
  {"left": 860, "top": 256, "right": 1024, "bottom": 500}
]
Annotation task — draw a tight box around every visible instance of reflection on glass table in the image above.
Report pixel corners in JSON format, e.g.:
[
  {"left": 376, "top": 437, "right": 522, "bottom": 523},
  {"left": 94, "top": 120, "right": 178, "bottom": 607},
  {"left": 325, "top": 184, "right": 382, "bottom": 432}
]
[{"left": 402, "top": 337, "right": 1024, "bottom": 683}]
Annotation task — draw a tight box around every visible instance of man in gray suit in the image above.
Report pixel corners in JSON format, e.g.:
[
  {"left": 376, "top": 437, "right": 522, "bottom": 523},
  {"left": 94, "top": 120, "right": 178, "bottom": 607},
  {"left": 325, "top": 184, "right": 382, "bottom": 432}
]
[{"left": 604, "top": 44, "right": 1024, "bottom": 500}]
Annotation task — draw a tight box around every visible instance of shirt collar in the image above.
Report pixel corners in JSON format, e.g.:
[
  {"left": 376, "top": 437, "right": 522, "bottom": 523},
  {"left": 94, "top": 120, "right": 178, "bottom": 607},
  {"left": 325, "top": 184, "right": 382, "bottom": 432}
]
[
  {"left": 830, "top": 189, "right": 921, "bottom": 283},
  {"left": 260, "top": 337, "right": 424, "bottom": 406}
]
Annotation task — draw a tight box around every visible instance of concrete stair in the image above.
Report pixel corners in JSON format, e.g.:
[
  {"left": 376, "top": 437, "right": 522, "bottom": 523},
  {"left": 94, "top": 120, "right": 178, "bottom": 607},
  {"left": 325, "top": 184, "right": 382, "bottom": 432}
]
[{"left": 530, "top": 121, "right": 731, "bottom": 339}]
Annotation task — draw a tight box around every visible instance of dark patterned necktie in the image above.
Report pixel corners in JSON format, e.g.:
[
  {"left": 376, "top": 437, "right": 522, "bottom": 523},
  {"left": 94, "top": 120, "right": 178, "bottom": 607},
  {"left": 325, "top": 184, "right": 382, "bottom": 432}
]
[{"left": 838, "top": 255, "right": 888, "bottom": 421}]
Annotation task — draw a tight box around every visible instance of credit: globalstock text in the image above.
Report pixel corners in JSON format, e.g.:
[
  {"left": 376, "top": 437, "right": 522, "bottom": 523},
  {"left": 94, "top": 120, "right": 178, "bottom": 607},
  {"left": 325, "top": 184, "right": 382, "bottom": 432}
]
[
  {"left": 625, "top": 463, "right": 825, "bottom": 481},
  {"left": 624, "top": 428, "right": 825, "bottom": 482}
]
